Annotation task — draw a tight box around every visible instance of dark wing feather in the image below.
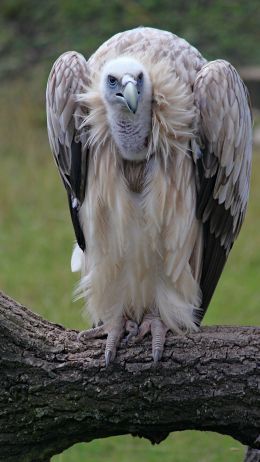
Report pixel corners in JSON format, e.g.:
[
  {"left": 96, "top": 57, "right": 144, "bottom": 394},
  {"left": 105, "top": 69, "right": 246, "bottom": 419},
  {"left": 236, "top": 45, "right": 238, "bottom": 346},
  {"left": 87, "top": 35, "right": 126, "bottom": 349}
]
[
  {"left": 193, "top": 60, "right": 253, "bottom": 321},
  {"left": 46, "top": 51, "right": 89, "bottom": 250}
]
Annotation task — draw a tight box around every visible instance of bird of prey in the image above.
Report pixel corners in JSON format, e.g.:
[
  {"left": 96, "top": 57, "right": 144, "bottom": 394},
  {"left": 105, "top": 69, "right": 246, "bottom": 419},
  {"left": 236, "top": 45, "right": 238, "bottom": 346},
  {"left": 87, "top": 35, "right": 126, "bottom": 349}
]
[{"left": 46, "top": 27, "right": 252, "bottom": 366}]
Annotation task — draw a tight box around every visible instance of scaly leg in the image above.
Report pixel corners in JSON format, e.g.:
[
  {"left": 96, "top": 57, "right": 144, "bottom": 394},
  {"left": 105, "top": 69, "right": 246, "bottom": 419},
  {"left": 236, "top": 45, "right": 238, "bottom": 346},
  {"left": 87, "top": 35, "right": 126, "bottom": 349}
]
[
  {"left": 78, "top": 317, "right": 138, "bottom": 367},
  {"left": 134, "top": 313, "right": 169, "bottom": 363}
]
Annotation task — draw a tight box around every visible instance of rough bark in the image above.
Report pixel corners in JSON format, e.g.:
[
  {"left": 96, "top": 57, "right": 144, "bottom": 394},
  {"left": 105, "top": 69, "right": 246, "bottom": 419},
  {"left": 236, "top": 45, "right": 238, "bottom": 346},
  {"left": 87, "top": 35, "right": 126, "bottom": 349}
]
[
  {"left": 0, "top": 291, "right": 259, "bottom": 462},
  {"left": 244, "top": 447, "right": 260, "bottom": 462}
]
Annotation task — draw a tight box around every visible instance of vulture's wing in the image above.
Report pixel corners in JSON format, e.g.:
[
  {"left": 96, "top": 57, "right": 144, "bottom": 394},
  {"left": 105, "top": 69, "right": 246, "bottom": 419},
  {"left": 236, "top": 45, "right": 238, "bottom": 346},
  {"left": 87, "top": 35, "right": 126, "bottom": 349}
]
[
  {"left": 194, "top": 60, "right": 253, "bottom": 320},
  {"left": 46, "top": 51, "right": 89, "bottom": 251}
]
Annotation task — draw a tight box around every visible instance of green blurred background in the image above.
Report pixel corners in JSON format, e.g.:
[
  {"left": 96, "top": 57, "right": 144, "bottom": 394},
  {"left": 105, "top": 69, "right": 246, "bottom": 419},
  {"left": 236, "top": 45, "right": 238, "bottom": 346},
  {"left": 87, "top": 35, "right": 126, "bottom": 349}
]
[{"left": 0, "top": 1, "right": 259, "bottom": 461}]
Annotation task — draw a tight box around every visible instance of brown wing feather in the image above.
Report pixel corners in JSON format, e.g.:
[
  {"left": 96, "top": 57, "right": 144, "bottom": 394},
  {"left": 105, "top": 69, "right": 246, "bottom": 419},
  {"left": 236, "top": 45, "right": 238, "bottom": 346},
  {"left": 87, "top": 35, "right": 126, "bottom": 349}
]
[
  {"left": 46, "top": 51, "right": 89, "bottom": 250},
  {"left": 194, "top": 60, "right": 253, "bottom": 320}
]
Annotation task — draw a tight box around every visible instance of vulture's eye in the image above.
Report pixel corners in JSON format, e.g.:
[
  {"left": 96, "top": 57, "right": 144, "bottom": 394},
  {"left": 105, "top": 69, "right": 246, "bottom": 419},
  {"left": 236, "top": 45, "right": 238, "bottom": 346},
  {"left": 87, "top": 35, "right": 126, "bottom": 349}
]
[
  {"left": 137, "top": 72, "right": 143, "bottom": 83},
  {"left": 108, "top": 75, "right": 118, "bottom": 87}
]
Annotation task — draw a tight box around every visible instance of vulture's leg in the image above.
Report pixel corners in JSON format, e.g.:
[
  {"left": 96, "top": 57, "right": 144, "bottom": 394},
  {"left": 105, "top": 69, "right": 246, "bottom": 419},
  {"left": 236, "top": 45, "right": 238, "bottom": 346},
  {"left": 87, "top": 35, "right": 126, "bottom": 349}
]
[
  {"left": 78, "top": 318, "right": 138, "bottom": 366},
  {"left": 134, "top": 314, "right": 169, "bottom": 363}
]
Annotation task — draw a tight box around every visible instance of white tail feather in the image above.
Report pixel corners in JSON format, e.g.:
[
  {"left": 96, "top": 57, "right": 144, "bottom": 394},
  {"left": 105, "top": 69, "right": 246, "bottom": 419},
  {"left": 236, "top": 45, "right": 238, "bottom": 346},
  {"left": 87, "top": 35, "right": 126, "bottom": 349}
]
[{"left": 71, "top": 244, "right": 84, "bottom": 272}]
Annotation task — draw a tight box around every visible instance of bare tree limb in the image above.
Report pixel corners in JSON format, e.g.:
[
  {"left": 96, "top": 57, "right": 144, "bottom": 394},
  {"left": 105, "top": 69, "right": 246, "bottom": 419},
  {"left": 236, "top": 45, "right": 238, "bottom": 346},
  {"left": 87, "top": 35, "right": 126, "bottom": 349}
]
[{"left": 0, "top": 291, "right": 259, "bottom": 462}]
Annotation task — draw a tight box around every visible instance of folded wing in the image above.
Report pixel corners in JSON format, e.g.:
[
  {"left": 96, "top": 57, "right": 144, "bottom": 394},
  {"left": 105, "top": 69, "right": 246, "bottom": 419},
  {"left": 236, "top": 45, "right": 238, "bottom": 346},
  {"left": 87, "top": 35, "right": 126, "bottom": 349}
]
[
  {"left": 46, "top": 51, "right": 89, "bottom": 250},
  {"left": 194, "top": 60, "right": 253, "bottom": 319}
]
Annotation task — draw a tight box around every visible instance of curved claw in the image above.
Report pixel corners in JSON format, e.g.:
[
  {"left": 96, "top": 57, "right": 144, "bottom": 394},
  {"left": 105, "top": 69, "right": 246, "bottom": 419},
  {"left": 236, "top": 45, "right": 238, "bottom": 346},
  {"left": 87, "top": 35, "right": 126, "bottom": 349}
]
[
  {"left": 77, "top": 317, "right": 134, "bottom": 366},
  {"left": 105, "top": 349, "right": 113, "bottom": 368},
  {"left": 136, "top": 314, "right": 169, "bottom": 363},
  {"left": 104, "top": 321, "right": 125, "bottom": 366},
  {"left": 153, "top": 347, "right": 163, "bottom": 364},
  {"left": 122, "top": 320, "right": 139, "bottom": 346},
  {"left": 151, "top": 317, "right": 168, "bottom": 363}
]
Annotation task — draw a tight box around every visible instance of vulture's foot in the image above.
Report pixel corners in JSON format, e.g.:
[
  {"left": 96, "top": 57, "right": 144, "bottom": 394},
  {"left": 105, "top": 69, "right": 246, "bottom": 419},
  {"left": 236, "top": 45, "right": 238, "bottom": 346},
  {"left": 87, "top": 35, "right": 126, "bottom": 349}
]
[
  {"left": 134, "top": 314, "right": 169, "bottom": 363},
  {"left": 77, "top": 318, "right": 138, "bottom": 367}
]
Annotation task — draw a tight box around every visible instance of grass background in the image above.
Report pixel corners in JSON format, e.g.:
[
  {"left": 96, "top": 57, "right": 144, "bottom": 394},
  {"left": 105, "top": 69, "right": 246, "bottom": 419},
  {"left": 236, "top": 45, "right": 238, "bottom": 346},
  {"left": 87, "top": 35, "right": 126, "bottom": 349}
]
[{"left": 0, "top": 65, "right": 259, "bottom": 462}]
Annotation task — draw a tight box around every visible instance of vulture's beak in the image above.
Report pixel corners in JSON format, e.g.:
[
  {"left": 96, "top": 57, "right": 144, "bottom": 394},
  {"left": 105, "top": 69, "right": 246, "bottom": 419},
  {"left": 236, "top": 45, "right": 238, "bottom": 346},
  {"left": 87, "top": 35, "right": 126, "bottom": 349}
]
[{"left": 122, "top": 81, "right": 139, "bottom": 114}]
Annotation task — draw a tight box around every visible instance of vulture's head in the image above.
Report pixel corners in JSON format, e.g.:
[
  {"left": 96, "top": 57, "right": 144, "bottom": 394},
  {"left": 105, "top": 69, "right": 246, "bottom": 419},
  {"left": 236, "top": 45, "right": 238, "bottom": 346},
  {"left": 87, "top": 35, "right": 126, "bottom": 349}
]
[
  {"left": 101, "top": 56, "right": 152, "bottom": 114},
  {"left": 100, "top": 57, "right": 152, "bottom": 161}
]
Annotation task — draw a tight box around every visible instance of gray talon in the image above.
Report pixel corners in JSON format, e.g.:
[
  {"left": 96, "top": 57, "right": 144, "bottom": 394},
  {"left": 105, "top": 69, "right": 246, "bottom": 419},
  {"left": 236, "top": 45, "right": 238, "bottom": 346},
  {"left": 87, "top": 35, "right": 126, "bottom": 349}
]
[
  {"left": 123, "top": 331, "right": 135, "bottom": 346},
  {"left": 124, "top": 320, "right": 139, "bottom": 345},
  {"left": 137, "top": 314, "right": 168, "bottom": 362},
  {"left": 78, "top": 318, "right": 138, "bottom": 365},
  {"left": 105, "top": 350, "right": 113, "bottom": 368},
  {"left": 153, "top": 348, "right": 163, "bottom": 363}
]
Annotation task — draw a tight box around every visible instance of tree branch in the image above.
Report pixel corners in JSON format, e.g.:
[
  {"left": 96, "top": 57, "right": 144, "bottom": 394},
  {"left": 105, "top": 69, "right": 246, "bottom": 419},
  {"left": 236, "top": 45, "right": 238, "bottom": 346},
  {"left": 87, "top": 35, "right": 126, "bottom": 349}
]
[
  {"left": 0, "top": 291, "right": 259, "bottom": 462},
  {"left": 244, "top": 446, "right": 260, "bottom": 462}
]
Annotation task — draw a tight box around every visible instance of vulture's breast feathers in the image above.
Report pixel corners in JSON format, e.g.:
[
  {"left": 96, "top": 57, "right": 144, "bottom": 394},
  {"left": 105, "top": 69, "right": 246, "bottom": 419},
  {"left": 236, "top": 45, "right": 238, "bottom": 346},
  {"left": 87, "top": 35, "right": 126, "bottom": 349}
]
[{"left": 75, "top": 50, "right": 201, "bottom": 331}]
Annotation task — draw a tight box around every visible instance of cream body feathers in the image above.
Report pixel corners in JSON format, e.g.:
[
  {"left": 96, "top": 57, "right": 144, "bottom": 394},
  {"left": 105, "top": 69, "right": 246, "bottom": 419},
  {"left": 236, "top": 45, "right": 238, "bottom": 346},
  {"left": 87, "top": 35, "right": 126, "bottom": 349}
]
[{"left": 46, "top": 27, "right": 252, "bottom": 336}]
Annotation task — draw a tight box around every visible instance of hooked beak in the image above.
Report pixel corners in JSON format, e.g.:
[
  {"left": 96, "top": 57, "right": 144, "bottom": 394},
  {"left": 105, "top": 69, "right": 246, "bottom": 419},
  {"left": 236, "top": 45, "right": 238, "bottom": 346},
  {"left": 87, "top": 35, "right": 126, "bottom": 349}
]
[
  {"left": 123, "top": 81, "right": 138, "bottom": 113},
  {"left": 117, "top": 81, "right": 139, "bottom": 114}
]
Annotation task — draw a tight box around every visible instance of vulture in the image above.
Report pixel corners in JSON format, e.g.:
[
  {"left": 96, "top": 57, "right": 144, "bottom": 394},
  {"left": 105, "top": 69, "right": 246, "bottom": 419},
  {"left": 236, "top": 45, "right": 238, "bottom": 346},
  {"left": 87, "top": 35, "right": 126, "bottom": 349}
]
[{"left": 46, "top": 27, "right": 252, "bottom": 366}]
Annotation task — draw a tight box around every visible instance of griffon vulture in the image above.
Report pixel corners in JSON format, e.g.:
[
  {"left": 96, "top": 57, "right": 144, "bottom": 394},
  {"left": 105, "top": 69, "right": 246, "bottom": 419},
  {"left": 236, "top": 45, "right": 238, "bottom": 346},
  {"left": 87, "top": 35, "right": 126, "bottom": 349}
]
[{"left": 46, "top": 27, "right": 252, "bottom": 365}]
